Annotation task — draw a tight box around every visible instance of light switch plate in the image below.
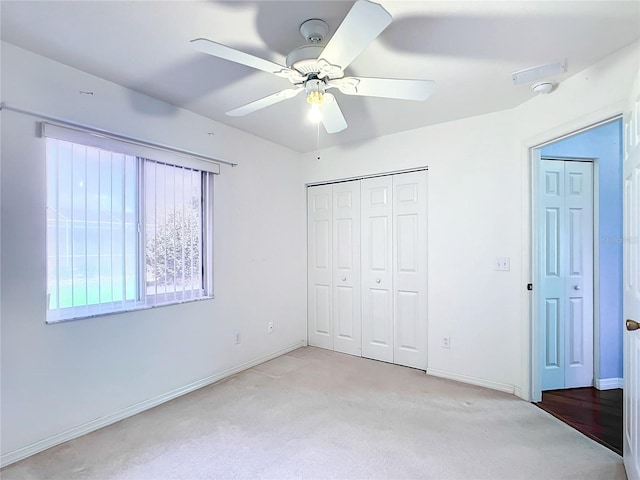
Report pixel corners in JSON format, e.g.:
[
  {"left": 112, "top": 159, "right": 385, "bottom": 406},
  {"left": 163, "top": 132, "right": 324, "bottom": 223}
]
[{"left": 495, "top": 257, "right": 510, "bottom": 271}]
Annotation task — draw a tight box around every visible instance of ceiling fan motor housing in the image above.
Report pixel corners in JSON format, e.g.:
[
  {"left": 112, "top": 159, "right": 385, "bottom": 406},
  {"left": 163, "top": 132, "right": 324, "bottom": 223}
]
[
  {"left": 285, "top": 19, "right": 330, "bottom": 75},
  {"left": 285, "top": 44, "right": 324, "bottom": 75}
]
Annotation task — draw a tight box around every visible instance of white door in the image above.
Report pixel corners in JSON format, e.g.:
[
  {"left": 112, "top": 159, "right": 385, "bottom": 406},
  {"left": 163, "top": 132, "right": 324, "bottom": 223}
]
[
  {"left": 307, "top": 185, "right": 333, "bottom": 349},
  {"left": 361, "top": 175, "right": 394, "bottom": 363},
  {"left": 332, "top": 181, "right": 362, "bottom": 356},
  {"left": 623, "top": 68, "right": 640, "bottom": 480},
  {"left": 393, "top": 171, "right": 428, "bottom": 369},
  {"left": 538, "top": 159, "right": 594, "bottom": 391}
]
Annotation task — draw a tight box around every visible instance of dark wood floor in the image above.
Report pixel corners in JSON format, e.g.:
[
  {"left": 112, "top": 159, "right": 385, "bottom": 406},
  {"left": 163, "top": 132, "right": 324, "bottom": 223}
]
[{"left": 535, "top": 387, "right": 623, "bottom": 455}]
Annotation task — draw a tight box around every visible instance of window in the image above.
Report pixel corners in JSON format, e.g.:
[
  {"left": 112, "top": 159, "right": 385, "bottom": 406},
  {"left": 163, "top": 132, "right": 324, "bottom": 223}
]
[{"left": 45, "top": 129, "right": 214, "bottom": 323}]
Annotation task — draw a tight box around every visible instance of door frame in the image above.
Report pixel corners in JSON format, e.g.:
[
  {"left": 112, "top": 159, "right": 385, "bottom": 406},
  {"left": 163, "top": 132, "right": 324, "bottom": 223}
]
[{"left": 526, "top": 114, "right": 622, "bottom": 402}]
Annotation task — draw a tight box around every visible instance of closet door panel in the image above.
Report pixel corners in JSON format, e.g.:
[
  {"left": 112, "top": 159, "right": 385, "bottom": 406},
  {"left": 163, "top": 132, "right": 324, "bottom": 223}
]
[
  {"left": 370, "top": 289, "right": 392, "bottom": 344},
  {"left": 396, "top": 290, "right": 419, "bottom": 349},
  {"left": 333, "top": 181, "right": 362, "bottom": 356},
  {"left": 361, "top": 176, "right": 394, "bottom": 363},
  {"left": 307, "top": 185, "right": 333, "bottom": 349},
  {"left": 313, "top": 285, "right": 332, "bottom": 336},
  {"left": 393, "top": 171, "right": 428, "bottom": 369},
  {"left": 336, "top": 286, "right": 354, "bottom": 338}
]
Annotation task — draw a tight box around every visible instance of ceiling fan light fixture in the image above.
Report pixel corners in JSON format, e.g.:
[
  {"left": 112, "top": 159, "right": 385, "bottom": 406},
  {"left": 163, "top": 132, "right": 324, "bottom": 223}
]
[
  {"left": 306, "top": 77, "right": 325, "bottom": 105},
  {"left": 308, "top": 103, "right": 323, "bottom": 123},
  {"left": 307, "top": 90, "right": 324, "bottom": 105},
  {"left": 305, "top": 77, "right": 325, "bottom": 122}
]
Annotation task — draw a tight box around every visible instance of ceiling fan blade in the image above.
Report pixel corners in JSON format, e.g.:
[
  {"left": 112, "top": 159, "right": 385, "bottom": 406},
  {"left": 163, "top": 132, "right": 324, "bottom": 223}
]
[
  {"left": 320, "top": 93, "right": 347, "bottom": 134},
  {"left": 329, "top": 77, "right": 435, "bottom": 101},
  {"left": 226, "top": 88, "right": 303, "bottom": 117},
  {"left": 191, "top": 38, "right": 303, "bottom": 82},
  {"left": 318, "top": 0, "right": 392, "bottom": 78}
]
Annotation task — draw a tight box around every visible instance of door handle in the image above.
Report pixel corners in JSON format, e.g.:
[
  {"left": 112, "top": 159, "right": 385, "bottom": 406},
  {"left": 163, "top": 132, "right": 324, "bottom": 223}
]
[
  {"left": 627, "top": 319, "right": 640, "bottom": 331},
  {"left": 376, "top": 278, "right": 381, "bottom": 284},
  {"left": 341, "top": 276, "right": 347, "bottom": 282},
  {"left": 573, "top": 285, "right": 581, "bottom": 290}
]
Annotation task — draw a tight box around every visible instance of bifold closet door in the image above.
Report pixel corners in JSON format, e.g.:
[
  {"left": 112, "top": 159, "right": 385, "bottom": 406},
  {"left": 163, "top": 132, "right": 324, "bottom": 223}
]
[
  {"left": 361, "top": 176, "right": 394, "bottom": 363},
  {"left": 361, "top": 171, "right": 428, "bottom": 368},
  {"left": 332, "top": 181, "right": 362, "bottom": 356},
  {"left": 309, "top": 171, "right": 427, "bottom": 368},
  {"left": 308, "top": 185, "right": 333, "bottom": 349},
  {"left": 538, "top": 159, "right": 594, "bottom": 390},
  {"left": 393, "top": 172, "right": 428, "bottom": 369},
  {"left": 308, "top": 182, "right": 361, "bottom": 354}
]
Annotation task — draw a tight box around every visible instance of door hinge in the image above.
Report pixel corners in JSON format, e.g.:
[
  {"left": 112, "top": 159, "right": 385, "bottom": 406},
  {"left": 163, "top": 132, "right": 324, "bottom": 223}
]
[{"left": 527, "top": 283, "right": 533, "bottom": 291}]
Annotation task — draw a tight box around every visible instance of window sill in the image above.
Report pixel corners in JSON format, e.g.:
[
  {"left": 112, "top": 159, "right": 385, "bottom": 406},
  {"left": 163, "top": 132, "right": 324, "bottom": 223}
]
[{"left": 46, "top": 295, "right": 215, "bottom": 324}]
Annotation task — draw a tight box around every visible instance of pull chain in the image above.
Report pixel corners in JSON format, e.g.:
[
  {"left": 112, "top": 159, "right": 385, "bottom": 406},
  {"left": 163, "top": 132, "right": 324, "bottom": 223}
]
[{"left": 316, "top": 121, "right": 321, "bottom": 159}]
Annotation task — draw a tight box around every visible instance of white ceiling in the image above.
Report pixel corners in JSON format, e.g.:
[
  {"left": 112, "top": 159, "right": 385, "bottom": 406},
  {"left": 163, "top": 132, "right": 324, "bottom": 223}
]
[{"left": 1, "top": 1, "right": 639, "bottom": 153}]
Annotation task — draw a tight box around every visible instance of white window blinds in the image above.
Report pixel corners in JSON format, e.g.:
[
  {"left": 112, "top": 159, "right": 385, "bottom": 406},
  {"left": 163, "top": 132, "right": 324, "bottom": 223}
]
[
  {"left": 44, "top": 124, "right": 214, "bottom": 322},
  {"left": 41, "top": 122, "right": 221, "bottom": 174}
]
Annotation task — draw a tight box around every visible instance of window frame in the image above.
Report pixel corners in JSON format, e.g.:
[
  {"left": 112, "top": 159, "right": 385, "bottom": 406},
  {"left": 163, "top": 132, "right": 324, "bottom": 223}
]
[{"left": 43, "top": 124, "right": 216, "bottom": 323}]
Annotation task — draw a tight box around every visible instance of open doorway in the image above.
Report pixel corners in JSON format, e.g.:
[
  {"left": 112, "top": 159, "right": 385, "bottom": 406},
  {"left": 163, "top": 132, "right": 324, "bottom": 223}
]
[{"left": 531, "top": 117, "right": 623, "bottom": 454}]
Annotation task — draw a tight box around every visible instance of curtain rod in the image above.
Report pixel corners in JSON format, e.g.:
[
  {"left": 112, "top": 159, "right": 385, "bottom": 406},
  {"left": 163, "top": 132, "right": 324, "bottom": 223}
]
[{"left": 0, "top": 102, "right": 237, "bottom": 167}]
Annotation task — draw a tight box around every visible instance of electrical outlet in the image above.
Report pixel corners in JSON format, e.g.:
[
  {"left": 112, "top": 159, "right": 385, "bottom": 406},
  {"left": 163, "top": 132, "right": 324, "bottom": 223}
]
[
  {"left": 441, "top": 336, "right": 451, "bottom": 349},
  {"left": 267, "top": 322, "right": 274, "bottom": 334},
  {"left": 235, "top": 333, "right": 241, "bottom": 345}
]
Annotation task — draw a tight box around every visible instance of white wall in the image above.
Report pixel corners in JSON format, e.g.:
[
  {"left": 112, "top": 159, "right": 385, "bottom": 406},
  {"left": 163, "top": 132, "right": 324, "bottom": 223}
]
[
  {"left": 0, "top": 43, "right": 307, "bottom": 464},
  {"left": 303, "top": 40, "right": 640, "bottom": 398}
]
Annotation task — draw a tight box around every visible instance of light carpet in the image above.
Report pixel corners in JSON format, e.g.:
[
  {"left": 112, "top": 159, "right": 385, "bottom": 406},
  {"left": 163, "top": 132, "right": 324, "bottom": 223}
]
[{"left": 1, "top": 346, "right": 625, "bottom": 479}]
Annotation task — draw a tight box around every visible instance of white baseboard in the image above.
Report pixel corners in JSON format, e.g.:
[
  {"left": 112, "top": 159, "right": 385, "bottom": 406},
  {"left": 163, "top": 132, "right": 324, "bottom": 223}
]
[
  {"left": 426, "top": 368, "right": 515, "bottom": 395},
  {"left": 1, "top": 340, "right": 306, "bottom": 468},
  {"left": 513, "top": 386, "right": 525, "bottom": 400},
  {"left": 595, "top": 377, "right": 623, "bottom": 390}
]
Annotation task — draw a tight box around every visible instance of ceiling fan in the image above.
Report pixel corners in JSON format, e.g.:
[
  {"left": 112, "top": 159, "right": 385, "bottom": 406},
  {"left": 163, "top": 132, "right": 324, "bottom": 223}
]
[{"left": 191, "top": 0, "right": 435, "bottom": 134}]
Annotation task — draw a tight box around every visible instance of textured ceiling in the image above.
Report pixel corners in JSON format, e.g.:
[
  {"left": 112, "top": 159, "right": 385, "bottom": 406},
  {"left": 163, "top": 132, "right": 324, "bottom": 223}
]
[{"left": 1, "top": 1, "right": 639, "bottom": 152}]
